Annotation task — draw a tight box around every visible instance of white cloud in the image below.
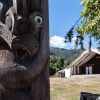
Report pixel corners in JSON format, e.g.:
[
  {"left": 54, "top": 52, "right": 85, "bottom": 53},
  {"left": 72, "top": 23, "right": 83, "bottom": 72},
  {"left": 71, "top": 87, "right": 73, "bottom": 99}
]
[
  {"left": 72, "top": 36, "right": 77, "bottom": 41},
  {"left": 70, "top": 36, "right": 77, "bottom": 46},
  {"left": 50, "top": 35, "right": 67, "bottom": 48}
]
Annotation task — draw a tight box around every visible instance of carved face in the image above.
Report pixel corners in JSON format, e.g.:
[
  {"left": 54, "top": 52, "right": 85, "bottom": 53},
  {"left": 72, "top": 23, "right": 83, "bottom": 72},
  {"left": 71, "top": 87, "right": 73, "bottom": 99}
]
[{"left": 0, "top": 0, "right": 47, "bottom": 89}]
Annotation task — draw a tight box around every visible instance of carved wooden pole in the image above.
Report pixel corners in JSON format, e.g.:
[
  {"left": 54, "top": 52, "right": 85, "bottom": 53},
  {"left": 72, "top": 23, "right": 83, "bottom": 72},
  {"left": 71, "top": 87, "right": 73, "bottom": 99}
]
[{"left": 0, "top": 0, "right": 50, "bottom": 100}]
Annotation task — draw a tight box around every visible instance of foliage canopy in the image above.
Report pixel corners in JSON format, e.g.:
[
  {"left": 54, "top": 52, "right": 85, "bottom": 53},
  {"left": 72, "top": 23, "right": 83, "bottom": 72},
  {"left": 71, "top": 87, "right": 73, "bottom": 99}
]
[
  {"left": 49, "top": 56, "right": 64, "bottom": 75},
  {"left": 65, "top": 0, "right": 100, "bottom": 48},
  {"left": 78, "top": 0, "right": 100, "bottom": 37}
]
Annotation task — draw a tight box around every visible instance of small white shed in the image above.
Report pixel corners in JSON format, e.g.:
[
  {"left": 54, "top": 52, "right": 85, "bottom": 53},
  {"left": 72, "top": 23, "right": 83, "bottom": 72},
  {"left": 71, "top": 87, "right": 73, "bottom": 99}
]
[
  {"left": 58, "top": 68, "right": 71, "bottom": 78},
  {"left": 64, "top": 68, "right": 71, "bottom": 78}
]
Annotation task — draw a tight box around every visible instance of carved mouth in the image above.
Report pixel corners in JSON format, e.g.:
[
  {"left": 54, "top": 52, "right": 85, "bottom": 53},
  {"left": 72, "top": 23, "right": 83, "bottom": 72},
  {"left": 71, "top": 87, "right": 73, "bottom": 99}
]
[
  {"left": 16, "top": 48, "right": 29, "bottom": 59},
  {"left": 12, "top": 34, "right": 40, "bottom": 59},
  {"left": 14, "top": 45, "right": 30, "bottom": 60}
]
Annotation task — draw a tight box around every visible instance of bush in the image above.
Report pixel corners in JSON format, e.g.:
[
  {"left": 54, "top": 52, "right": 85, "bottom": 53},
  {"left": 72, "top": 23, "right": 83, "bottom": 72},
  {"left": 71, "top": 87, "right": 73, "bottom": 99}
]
[{"left": 49, "top": 67, "right": 56, "bottom": 75}]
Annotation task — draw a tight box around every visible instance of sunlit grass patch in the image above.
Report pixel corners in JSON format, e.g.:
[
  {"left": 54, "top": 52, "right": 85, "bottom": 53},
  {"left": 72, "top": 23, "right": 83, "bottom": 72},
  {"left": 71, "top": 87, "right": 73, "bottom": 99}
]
[{"left": 50, "top": 78, "right": 100, "bottom": 100}]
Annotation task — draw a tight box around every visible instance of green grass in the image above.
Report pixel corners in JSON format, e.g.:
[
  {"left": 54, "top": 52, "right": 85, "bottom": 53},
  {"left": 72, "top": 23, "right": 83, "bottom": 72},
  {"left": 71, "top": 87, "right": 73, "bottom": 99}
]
[{"left": 50, "top": 78, "right": 100, "bottom": 100}]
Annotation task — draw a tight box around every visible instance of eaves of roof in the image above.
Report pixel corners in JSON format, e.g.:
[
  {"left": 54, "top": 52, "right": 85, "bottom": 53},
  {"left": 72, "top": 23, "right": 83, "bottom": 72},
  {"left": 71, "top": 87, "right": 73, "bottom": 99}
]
[{"left": 67, "top": 48, "right": 100, "bottom": 69}]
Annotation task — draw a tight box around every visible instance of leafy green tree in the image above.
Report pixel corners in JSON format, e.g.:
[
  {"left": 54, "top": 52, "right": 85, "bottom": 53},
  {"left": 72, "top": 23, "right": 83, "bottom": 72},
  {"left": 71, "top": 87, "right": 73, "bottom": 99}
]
[
  {"left": 49, "top": 57, "right": 58, "bottom": 75},
  {"left": 64, "top": 54, "right": 79, "bottom": 68},
  {"left": 65, "top": 0, "right": 100, "bottom": 48},
  {"left": 76, "top": 0, "right": 100, "bottom": 39},
  {"left": 49, "top": 56, "right": 65, "bottom": 75},
  {"left": 56, "top": 56, "right": 64, "bottom": 71},
  {"left": 49, "top": 66, "right": 56, "bottom": 75},
  {"left": 64, "top": 60, "right": 72, "bottom": 67}
]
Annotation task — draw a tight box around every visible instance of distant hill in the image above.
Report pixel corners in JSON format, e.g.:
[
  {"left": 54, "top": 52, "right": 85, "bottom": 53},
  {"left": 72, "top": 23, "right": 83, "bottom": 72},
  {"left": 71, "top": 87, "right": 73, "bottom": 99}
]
[{"left": 50, "top": 47, "right": 81, "bottom": 60}]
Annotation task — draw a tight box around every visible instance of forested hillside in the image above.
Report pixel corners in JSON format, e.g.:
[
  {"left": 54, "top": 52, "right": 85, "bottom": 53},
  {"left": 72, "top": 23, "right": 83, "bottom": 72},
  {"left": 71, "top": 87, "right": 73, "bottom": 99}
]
[
  {"left": 49, "top": 47, "right": 82, "bottom": 75},
  {"left": 50, "top": 47, "right": 81, "bottom": 60}
]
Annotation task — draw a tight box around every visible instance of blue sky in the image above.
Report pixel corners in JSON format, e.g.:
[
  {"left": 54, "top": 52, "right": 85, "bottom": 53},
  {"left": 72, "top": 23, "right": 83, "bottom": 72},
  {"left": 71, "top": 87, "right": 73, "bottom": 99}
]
[{"left": 49, "top": 0, "right": 99, "bottom": 49}]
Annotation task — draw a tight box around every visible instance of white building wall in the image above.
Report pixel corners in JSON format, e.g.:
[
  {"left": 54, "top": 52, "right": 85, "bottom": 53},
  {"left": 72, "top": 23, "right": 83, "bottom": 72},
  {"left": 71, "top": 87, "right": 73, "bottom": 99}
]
[{"left": 65, "top": 68, "right": 71, "bottom": 78}]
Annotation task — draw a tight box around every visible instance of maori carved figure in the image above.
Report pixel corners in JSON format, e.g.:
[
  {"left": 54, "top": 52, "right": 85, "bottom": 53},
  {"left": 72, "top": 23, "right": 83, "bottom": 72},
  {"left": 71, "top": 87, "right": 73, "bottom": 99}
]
[{"left": 0, "top": 0, "right": 50, "bottom": 100}]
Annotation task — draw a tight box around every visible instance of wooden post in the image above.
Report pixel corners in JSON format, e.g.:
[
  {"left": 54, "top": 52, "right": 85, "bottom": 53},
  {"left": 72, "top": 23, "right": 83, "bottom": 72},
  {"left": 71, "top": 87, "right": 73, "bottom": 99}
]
[
  {"left": 0, "top": 0, "right": 50, "bottom": 100},
  {"left": 77, "top": 66, "right": 80, "bottom": 75},
  {"left": 74, "top": 66, "right": 76, "bottom": 75}
]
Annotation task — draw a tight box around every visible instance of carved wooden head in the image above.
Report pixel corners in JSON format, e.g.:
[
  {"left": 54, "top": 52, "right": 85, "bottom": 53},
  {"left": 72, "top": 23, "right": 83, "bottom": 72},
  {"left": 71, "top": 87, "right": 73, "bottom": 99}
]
[{"left": 0, "top": 0, "right": 49, "bottom": 89}]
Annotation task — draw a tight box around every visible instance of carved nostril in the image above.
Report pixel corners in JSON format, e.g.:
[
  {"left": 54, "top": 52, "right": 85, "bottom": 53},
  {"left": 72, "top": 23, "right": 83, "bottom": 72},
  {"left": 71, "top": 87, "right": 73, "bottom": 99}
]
[{"left": 15, "top": 48, "right": 29, "bottom": 59}]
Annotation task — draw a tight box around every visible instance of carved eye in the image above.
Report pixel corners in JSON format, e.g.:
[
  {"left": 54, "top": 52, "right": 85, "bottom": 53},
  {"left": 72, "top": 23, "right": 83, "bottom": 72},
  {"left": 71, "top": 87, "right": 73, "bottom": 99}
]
[
  {"left": 35, "top": 16, "right": 42, "bottom": 25},
  {"left": 0, "top": 2, "right": 3, "bottom": 10}
]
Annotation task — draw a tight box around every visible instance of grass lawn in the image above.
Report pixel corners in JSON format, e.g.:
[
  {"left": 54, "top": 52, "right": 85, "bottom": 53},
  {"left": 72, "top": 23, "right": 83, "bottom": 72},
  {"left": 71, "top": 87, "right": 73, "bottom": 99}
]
[{"left": 50, "top": 77, "right": 100, "bottom": 100}]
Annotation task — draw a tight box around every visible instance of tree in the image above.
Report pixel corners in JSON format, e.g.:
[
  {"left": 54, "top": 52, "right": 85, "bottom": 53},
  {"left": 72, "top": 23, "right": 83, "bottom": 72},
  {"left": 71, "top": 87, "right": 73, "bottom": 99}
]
[
  {"left": 64, "top": 54, "right": 79, "bottom": 68},
  {"left": 49, "top": 57, "right": 57, "bottom": 75},
  {"left": 65, "top": 0, "right": 100, "bottom": 48},
  {"left": 77, "top": 0, "right": 100, "bottom": 38},
  {"left": 56, "top": 56, "right": 64, "bottom": 71},
  {"left": 49, "top": 56, "right": 65, "bottom": 75}
]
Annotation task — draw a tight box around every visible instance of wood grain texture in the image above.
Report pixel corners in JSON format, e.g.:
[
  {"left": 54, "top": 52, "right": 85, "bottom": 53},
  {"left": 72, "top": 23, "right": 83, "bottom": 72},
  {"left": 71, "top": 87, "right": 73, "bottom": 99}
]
[{"left": 0, "top": 0, "right": 50, "bottom": 100}]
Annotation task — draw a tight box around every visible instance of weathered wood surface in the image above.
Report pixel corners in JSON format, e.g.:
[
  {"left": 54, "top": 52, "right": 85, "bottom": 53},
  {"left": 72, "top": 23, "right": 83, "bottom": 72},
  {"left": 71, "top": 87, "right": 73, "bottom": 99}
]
[
  {"left": 0, "top": 0, "right": 50, "bottom": 100},
  {"left": 80, "top": 92, "right": 100, "bottom": 100}
]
